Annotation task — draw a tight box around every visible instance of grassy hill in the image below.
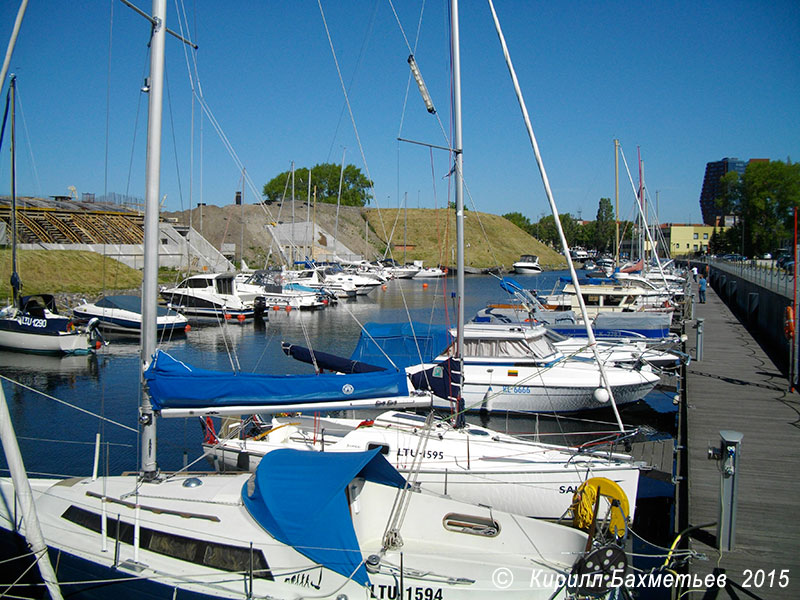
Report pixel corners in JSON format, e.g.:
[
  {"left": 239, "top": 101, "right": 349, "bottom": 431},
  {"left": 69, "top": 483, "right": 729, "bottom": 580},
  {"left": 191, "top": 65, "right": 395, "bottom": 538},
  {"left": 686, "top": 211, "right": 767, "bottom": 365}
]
[
  {"left": 0, "top": 249, "right": 145, "bottom": 299},
  {"left": 0, "top": 206, "right": 565, "bottom": 299},
  {"left": 164, "top": 202, "right": 565, "bottom": 271},
  {"left": 365, "top": 208, "right": 566, "bottom": 270}
]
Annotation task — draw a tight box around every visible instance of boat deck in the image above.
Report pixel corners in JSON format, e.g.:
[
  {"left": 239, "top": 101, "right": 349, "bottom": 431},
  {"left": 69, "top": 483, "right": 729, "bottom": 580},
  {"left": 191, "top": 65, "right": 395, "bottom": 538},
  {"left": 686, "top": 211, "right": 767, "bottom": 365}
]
[{"left": 685, "top": 280, "right": 800, "bottom": 598}]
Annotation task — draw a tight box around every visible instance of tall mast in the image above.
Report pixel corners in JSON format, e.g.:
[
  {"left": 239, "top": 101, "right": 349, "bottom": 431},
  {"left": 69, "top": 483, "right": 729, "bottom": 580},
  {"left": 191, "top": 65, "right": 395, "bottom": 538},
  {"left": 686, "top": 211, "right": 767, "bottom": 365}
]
[
  {"left": 334, "top": 148, "right": 345, "bottom": 259},
  {"left": 306, "top": 168, "right": 312, "bottom": 258},
  {"left": 403, "top": 191, "right": 408, "bottom": 264},
  {"left": 451, "top": 0, "right": 465, "bottom": 428},
  {"left": 240, "top": 168, "right": 245, "bottom": 267},
  {"left": 487, "top": 0, "right": 624, "bottom": 431},
  {"left": 140, "top": 0, "right": 167, "bottom": 479},
  {"left": 9, "top": 75, "right": 19, "bottom": 307},
  {"left": 614, "top": 138, "right": 619, "bottom": 265},
  {"left": 291, "top": 161, "right": 295, "bottom": 264},
  {"left": 637, "top": 147, "right": 644, "bottom": 262}
]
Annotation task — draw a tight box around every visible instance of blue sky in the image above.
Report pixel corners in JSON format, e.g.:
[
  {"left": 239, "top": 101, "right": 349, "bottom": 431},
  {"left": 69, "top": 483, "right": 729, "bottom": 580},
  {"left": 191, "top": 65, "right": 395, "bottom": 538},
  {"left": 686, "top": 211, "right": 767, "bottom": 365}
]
[{"left": 1, "top": 1, "right": 798, "bottom": 227}]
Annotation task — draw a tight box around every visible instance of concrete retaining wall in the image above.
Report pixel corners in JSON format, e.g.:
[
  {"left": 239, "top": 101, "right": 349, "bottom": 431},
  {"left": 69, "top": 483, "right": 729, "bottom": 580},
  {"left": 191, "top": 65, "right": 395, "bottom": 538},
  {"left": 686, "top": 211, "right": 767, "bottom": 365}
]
[{"left": 692, "top": 262, "right": 793, "bottom": 371}]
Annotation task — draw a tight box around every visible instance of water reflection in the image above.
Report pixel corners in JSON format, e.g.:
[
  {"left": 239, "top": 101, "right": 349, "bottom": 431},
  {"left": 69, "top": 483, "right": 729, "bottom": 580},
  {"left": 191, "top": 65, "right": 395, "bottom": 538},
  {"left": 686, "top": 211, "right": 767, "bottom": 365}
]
[{"left": 0, "top": 272, "right": 675, "bottom": 477}]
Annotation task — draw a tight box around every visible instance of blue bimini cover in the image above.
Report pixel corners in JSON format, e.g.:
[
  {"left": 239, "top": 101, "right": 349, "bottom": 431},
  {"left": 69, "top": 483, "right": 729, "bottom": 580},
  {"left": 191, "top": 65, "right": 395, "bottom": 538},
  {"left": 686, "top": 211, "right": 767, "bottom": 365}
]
[
  {"left": 350, "top": 322, "right": 452, "bottom": 369},
  {"left": 144, "top": 350, "right": 409, "bottom": 410},
  {"left": 242, "top": 448, "right": 406, "bottom": 585}
]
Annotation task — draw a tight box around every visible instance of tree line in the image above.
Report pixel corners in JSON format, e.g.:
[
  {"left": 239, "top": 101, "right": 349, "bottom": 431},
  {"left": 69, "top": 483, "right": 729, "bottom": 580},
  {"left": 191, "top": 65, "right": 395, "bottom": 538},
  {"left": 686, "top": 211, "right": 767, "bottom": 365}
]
[
  {"left": 503, "top": 197, "right": 622, "bottom": 253},
  {"left": 262, "top": 163, "right": 373, "bottom": 206},
  {"left": 710, "top": 159, "right": 800, "bottom": 257}
]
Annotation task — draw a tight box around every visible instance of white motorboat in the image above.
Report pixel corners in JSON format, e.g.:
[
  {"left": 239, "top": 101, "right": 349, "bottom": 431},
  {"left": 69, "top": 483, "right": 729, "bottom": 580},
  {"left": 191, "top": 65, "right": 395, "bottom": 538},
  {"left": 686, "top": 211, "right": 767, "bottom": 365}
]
[
  {"left": 322, "top": 264, "right": 385, "bottom": 295},
  {"left": 204, "top": 409, "right": 643, "bottom": 520},
  {"left": 72, "top": 294, "right": 189, "bottom": 335},
  {"left": 414, "top": 266, "right": 447, "bottom": 278},
  {"left": 282, "top": 266, "right": 359, "bottom": 298},
  {"left": 512, "top": 254, "right": 543, "bottom": 274},
  {"left": 408, "top": 322, "right": 661, "bottom": 413},
  {"left": 377, "top": 258, "right": 420, "bottom": 279},
  {"left": 541, "top": 280, "right": 675, "bottom": 318},
  {"left": 160, "top": 272, "right": 264, "bottom": 321},
  {"left": 235, "top": 269, "right": 327, "bottom": 310}
]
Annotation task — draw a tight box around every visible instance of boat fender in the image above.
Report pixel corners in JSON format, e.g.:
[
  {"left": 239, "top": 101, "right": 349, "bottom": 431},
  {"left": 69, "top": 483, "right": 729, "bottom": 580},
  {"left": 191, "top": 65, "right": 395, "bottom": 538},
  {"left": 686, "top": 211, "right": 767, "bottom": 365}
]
[
  {"left": 201, "top": 416, "right": 219, "bottom": 445},
  {"left": 569, "top": 477, "right": 630, "bottom": 537},
  {"left": 784, "top": 306, "right": 795, "bottom": 340}
]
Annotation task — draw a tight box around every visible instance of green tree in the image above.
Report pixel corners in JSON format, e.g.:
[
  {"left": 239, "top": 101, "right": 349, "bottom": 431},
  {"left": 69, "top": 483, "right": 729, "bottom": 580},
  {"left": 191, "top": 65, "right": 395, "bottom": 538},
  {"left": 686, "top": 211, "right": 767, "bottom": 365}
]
[
  {"left": 741, "top": 160, "right": 800, "bottom": 256},
  {"left": 593, "top": 197, "right": 615, "bottom": 253},
  {"left": 502, "top": 212, "right": 533, "bottom": 234},
  {"left": 577, "top": 220, "right": 596, "bottom": 249},
  {"left": 714, "top": 171, "right": 744, "bottom": 217},
  {"left": 532, "top": 213, "right": 579, "bottom": 248},
  {"left": 262, "top": 163, "right": 373, "bottom": 206}
]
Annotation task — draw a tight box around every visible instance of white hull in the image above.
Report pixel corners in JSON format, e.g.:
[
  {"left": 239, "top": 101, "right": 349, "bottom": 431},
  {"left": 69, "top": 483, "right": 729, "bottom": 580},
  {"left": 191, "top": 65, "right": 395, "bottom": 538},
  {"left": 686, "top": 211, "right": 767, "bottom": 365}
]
[
  {"left": 414, "top": 268, "right": 447, "bottom": 278},
  {"left": 513, "top": 265, "right": 543, "bottom": 274},
  {"left": 0, "top": 469, "right": 589, "bottom": 599},
  {"left": 0, "top": 327, "right": 91, "bottom": 354},
  {"left": 447, "top": 361, "right": 659, "bottom": 413},
  {"left": 205, "top": 412, "right": 641, "bottom": 520},
  {"left": 72, "top": 304, "right": 188, "bottom": 335}
]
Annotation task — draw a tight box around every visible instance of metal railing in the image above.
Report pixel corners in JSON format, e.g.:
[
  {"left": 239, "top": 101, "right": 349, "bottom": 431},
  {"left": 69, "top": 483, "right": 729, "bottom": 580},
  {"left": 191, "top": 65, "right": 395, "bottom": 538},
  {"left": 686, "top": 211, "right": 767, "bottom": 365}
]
[{"left": 705, "top": 259, "right": 796, "bottom": 299}]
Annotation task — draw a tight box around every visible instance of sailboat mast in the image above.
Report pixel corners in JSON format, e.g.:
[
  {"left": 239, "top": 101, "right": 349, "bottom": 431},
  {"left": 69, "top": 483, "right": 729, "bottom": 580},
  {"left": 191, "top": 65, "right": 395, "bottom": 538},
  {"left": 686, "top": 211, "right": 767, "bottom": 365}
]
[
  {"left": 403, "top": 191, "right": 408, "bottom": 264},
  {"left": 637, "top": 147, "right": 644, "bottom": 263},
  {"left": 614, "top": 138, "right": 619, "bottom": 266},
  {"left": 9, "top": 75, "right": 19, "bottom": 307},
  {"left": 140, "top": 0, "right": 167, "bottom": 478},
  {"left": 335, "top": 148, "right": 345, "bottom": 258},
  {"left": 291, "top": 161, "right": 295, "bottom": 264},
  {"left": 487, "top": 0, "right": 625, "bottom": 432},
  {"left": 450, "top": 0, "right": 465, "bottom": 427}
]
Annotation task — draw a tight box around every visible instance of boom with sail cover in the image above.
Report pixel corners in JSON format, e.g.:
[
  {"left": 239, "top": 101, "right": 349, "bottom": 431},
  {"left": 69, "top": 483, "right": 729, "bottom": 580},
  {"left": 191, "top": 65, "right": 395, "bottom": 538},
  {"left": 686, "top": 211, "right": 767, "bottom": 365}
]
[{"left": 145, "top": 350, "right": 424, "bottom": 416}]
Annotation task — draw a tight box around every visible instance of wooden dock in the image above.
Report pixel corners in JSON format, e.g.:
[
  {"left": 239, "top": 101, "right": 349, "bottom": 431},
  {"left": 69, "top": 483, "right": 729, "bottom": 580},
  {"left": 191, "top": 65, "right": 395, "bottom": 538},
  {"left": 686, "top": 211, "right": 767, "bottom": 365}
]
[{"left": 685, "top": 280, "right": 800, "bottom": 598}]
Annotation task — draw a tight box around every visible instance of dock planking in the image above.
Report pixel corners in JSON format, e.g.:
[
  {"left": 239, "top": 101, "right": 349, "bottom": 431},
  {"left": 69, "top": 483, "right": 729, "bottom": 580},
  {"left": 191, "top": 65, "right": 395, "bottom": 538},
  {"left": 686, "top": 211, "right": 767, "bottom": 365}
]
[{"left": 685, "top": 280, "right": 800, "bottom": 598}]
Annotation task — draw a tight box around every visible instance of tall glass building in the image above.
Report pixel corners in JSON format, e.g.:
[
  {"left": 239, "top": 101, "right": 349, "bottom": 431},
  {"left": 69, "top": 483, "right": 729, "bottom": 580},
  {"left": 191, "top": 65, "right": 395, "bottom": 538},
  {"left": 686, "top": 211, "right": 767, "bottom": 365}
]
[{"left": 699, "top": 157, "right": 746, "bottom": 225}]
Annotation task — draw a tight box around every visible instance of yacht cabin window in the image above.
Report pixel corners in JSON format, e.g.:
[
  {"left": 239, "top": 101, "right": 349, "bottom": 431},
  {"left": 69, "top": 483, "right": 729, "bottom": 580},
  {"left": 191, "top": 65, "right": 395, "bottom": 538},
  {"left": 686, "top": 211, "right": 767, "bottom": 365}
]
[
  {"left": 457, "top": 335, "right": 555, "bottom": 360},
  {"left": 216, "top": 278, "right": 234, "bottom": 295},
  {"left": 187, "top": 278, "right": 211, "bottom": 289}
]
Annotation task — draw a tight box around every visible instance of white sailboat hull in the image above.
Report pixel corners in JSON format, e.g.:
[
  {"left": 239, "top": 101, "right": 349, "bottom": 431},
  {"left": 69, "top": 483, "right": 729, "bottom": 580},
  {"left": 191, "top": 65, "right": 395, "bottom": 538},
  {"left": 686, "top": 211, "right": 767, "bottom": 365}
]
[
  {"left": 0, "top": 471, "right": 590, "bottom": 599},
  {"left": 205, "top": 413, "right": 642, "bottom": 520},
  {"left": 0, "top": 323, "right": 92, "bottom": 354}
]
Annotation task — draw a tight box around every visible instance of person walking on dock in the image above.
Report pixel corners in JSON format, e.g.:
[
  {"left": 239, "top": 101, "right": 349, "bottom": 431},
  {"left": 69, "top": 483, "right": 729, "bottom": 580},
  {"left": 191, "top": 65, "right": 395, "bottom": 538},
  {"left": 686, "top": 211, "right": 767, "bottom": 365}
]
[
  {"left": 692, "top": 265, "right": 698, "bottom": 282},
  {"left": 698, "top": 274, "right": 707, "bottom": 303}
]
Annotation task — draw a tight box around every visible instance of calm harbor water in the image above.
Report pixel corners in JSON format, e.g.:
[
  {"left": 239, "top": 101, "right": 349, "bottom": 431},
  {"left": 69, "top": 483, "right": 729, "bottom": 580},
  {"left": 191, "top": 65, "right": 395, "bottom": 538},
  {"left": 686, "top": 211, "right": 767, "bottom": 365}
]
[{"left": 0, "top": 271, "right": 676, "bottom": 479}]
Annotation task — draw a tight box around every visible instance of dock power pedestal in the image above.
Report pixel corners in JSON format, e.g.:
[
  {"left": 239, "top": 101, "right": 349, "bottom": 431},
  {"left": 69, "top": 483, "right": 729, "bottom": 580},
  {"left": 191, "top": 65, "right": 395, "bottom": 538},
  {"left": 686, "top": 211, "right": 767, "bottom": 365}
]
[{"left": 707, "top": 430, "right": 743, "bottom": 551}]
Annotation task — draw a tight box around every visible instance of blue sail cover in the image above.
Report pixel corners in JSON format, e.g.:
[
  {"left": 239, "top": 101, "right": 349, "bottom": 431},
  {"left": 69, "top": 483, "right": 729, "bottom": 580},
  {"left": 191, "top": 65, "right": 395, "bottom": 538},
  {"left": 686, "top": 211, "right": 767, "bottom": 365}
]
[
  {"left": 144, "top": 350, "right": 409, "bottom": 410},
  {"left": 242, "top": 448, "right": 406, "bottom": 585},
  {"left": 349, "top": 322, "right": 452, "bottom": 369},
  {"left": 282, "top": 342, "right": 386, "bottom": 374}
]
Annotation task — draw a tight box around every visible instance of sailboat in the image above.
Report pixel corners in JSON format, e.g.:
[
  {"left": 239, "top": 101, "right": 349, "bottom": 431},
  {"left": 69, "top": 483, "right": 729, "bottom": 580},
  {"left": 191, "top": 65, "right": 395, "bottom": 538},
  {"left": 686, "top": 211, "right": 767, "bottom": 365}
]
[
  {"left": 0, "top": 3, "right": 612, "bottom": 598},
  {"left": 202, "top": 0, "right": 650, "bottom": 528},
  {"left": 0, "top": 76, "right": 101, "bottom": 355},
  {"left": 203, "top": 409, "right": 643, "bottom": 521}
]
